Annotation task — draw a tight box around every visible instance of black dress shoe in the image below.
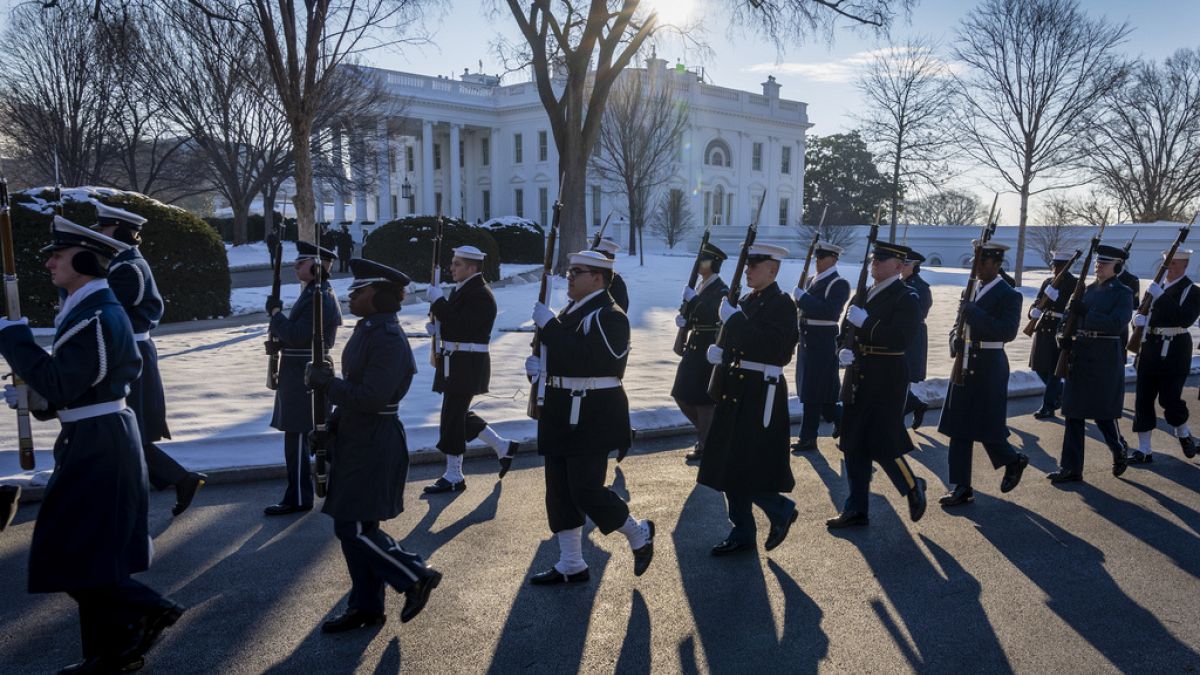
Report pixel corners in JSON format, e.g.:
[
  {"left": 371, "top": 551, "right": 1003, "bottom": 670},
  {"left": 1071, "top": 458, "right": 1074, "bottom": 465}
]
[
  {"left": 0, "top": 484, "right": 19, "bottom": 532},
  {"left": 907, "top": 478, "right": 927, "bottom": 522},
  {"left": 790, "top": 439, "right": 818, "bottom": 454},
  {"left": 1048, "top": 469, "right": 1083, "bottom": 484},
  {"left": 632, "top": 520, "right": 654, "bottom": 576},
  {"left": 423, "top": 477, "right": 466, "bottom": 495},
  {"left": 124, "top": 600, "right": 184, "bottom": 660},
  {"left": 1182, "top": 436, "right": 1198, "bottom": 459},
  {"left": 710, "top": 538, "right": 752, "bottom": 556},
  {"left": 264, "top": 503, "right": 312, "bottom": 516},
  {"left": 498, "top": 441, "right": 519, "bottom": 479},
  {"left": 685, "top": 446, "right": 703, "bottom": 462},
  {"left": 911, "top": 401, "right": 928, "bottom": 430},
  {"left": 530, "top": 567, "right": 590, "bottom": 585},
  {"left": 401, "top": 569, "right": 442, "bottom": 623},
  {"left": 1128, "top": 450, "right": 1153, "bottom": 465},
  {"left": 831, "top": 418, "right": 842, "bottom": 439},
  {"left": 1111, "top": 450, "right": 1129, "bottom": 477},
  {"left": 1000, "top": 453, "right": 1029, "bottom": 493},
  {"left": 617, "top": 446, "right": 629, "bottom": 462},
  {"left": 1033, "top": 407, "right": 1057, "bottom": 420},
  {"left": 59, "top": 656, "right": 144, "bottom": 674},
  {"left": 322, "top": 608, "right": 386, "bottom": 633},
  {"left": 764, "top": 509, "right": 798, "bottom": 551},
  {"left": 939, "top": 485, "right": 975, "bottom": 507},
  {"left": 172, "top": 472, "right": 207, "bottom": 517},
  {"left": 826, "top": 511, "right": 869, "bottom": 529}
]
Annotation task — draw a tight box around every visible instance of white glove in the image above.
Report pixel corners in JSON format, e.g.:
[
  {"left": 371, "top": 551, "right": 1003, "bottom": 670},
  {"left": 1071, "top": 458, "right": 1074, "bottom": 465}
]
[
  {"left": 1133, "top": 313, "right": 1148, "bottom": 327},
  {"left": 532, "top": 302, "right": 555, "bottom": 328},
  {"left": 718, "top": 298, "right": 741, "bottom": 323},
  {"left": 792, "top": 286, "right": 806, "bottom": 302},
  {"left": 1147, "top": 282, "right": 1165, "bottom": 299},
  {"left": 424, "top": 321, "right": 436, "bottom": 336},
  {"left": 838, "top": 349, "right": 855, "bottom": 367},
  {"left": 846, "top": 305, "right": 868, "bottom": 328},
  {"left": 706, "top": 344, "right": 723, "bottom": 365},
  {"left": 1044, "top": 286, "right": 1059, "bottom": 302},
  {"left": 674, "top": 314, "right": 687, "bottom": 328},
  {"left": 425, "top": 283, "right": 444, "bottom": 303},
  {"left": 524, "top": 355, "right": 540, "bottom": 378},
  {"left": 0, "top": 316, "right": 29, "bottom": 333},
  {"left": 1029, "top": 307, "right": 1043, "bottom": 320},
  {"left": 3, "top": 384, "right": 17, "bottom": 409},
  {"left": 682, "top": 286, "right": 697, "bottom": 302},
  {"left": 3, "top": 384, "right": 46, "bottom": 411}
]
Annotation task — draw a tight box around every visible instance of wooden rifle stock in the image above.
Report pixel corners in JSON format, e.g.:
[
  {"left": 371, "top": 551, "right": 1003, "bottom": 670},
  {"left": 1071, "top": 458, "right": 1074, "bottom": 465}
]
[
  {"left": 264, "top": 221, "right": 285, "bottom": 390},
  {"left": 673, "top": 221, "right": 714, "bottom": 357},
  {"left": 1022, "top": 249, "right": 1083, "bottom": 337},
  {"left": 310, "top": 246, "right": 332, "bottom": 498},
  {"left": 0, "top": 177, "right": 34, "bottom": 470},
  {"left": 706, "top": 194, "right": 767, "bottom": 401},
  {"left": 1054, "top": 226, "right": 1106, "bottom": 379},
  {"left": 949, "top": 216, "right": 999, "bottom": 385},
  {"left": 527, "top": 201, "right": 562, "bottom": 419},
  {"left": 1128, "top": 217, "right": 1193, "bottom": 354},
  {"left": 429, "top": 216, "right": 444, "bottom": 369},
  {"left": 838, "top": 207, "right": 883, "bottom": 406}
]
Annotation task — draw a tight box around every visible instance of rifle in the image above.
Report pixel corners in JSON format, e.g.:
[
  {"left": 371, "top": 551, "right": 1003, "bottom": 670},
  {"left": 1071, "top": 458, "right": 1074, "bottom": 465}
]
[
  {"left": 1127, "top": 214, "right": 1195, "bottom": 354},
  {"left": 673, "top": 219, "right": 715, "bottom": 357},
  {"left": 429, "top": 215, "right": 445, "bottom": 369},
  {"left": 591, "top": 212, "right": 613, "bottom": 250},
  {"left": 527, "top": 199, "right": 562, "bottom": 419},
  {"left": 310, "top": 241, "right": 333, "bottom": 498},
  {"left": 1022, "top": 249, "right": 1083, "bottom": 337},
  {"left": 1054, "top": 224, "right": 1107, "bottom": 379},
  {"left": 705, "top": 193, "right": 767, "bottom": 401},
  {"left": 797, "top": 206, "right": 828, "bottom": 291},
  {"left": 53, "top": 152, "right": 62, "bottom": 216},
  {"left": 838, "top": 206, "right": 883, "bottom": 406},
  {"left": 0, "top": 176, "right": 34, "bottom": 470},
  {"left": 948, "top": 197, "right": 1000, "bottom": 385},
  {"left": 1123, "top": 230, "right": 1137, "bottom": 260},
  {"left": 264, "top": 210, "right": 285, "bottom": 390}
]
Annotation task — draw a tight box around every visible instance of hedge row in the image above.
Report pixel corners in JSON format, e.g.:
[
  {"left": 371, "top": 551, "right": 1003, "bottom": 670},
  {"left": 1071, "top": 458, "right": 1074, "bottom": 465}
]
[
  {"left": 481, "top": 217, "right": 545, "bottom": 264},
  {"left": 362, "top": 216, "right": 501, "bottom": 284}
]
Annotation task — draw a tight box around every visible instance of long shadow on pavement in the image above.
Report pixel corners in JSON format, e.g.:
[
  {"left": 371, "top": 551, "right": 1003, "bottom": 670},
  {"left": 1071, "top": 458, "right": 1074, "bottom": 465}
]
[
  {"left": 614, "top": 590, "right": 651, "bottom": 673},
  {"left": 408, "top": 480, "right": 502, "bottom": 558},
  {"left": 1075, "top": 482, "right": 1200, "bottom": 579}
]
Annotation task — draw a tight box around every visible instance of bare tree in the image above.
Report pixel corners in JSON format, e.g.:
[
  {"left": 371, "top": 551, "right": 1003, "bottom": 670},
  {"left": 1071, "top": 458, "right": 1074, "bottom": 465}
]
[
  {"left": 951, "top": 0, "right": 1130, "bottom": 284},
  {"left": 1027, "top": 195, "right": 1087, "bottom": 266},
  {"left": 799, "top": 208, "right": 858, "bottom": 248},
  {"left": 901, "top": 189, "right": 983, "bottom": 226},
  {"left": 590, "top": 66, "right": 688, "bottom": 260},
  {"left": 732, "top": 0, "right": 915, "bottom": 47},
  {"left": 1082, "top": 49, "right": 1200, "bottom": 223},
  {"left": 651, "top": 187, "right": 694, "bottom": 249},
  {"left": 856, "top": 37, "right": 958, "bottom": 240}
]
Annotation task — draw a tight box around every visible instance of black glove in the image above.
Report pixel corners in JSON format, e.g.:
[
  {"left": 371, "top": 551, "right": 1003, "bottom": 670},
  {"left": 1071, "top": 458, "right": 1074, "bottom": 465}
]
[
  {"left": 265, "top": 296, "right": 284, "bottom": 316},
  {"left": 305, "top": 361, "right": 335, "bottom": 390},
  {"left": 1056, "top": 334, "right": 1070, "bottom": 351},
  {"left": 263, "top": 339, "right": 281, "bottom": 355},
  {"left": 949, "top": 334, "right": 964, "bottom": 358}
]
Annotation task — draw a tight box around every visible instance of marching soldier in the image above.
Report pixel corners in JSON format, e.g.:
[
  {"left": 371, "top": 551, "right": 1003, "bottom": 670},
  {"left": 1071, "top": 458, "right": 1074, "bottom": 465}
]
[
  {"left": 1118, "top": 247, "right": 1141, "bottom": 297},
  {"left": 1130, "top": 249, "right": 1200, "bottom": 463},
  {"left": 306, "top": 259, "right": 442, "bottom": 631},
  {"left": 263, "top": 241, "right": 342, "bottom": 515},
  {"left": 0, "top": 217, "right": 182, "bottom": 672},
  {"left": 828, "top": 241, "right": 928, "bottom": 529},
  {"left": 423, "top": 246, "right": 519, "bottom": 494},
  {"left": 525, "top": 250, "right": 654, "bottom": 584},
  {"left": 901, "top": 250, "right": 932, "bottom": 429},
  {"left": 671, "top": 243, "right": 729, "bottom": 462},
  {"left": 790, "top": 242, "right": 849, "bottom": 453},
  {"left": 1050, "top": 244, "right": 1134, "bottom": 483},
  {"left": 92, "top": 202, "right": 206, "bottom": 517},
  {"left": 591, "top": 237, "right": 630, "bottom": 312},
  {"left": 699, "top": 244, "right": 800, "bottom": 555},
  {"left": 937, "top": 243, "right": 1029, "bottom": 506},
  {"left": 1028, "top": 251, "right": 1077, "bottom": 419}
]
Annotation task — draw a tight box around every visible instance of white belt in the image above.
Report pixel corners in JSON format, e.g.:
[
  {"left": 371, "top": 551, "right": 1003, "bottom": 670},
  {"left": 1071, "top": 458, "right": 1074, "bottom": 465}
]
[
  {"left": 968, "top": 341, "right": 1005, "bottom": 350},
  {"left": 439, "top": 341, "right": 489, "bottom": 378},
  {"left": 1045, "top": 311, "right": 1064, "bottom": 319},
  {"left": 736, "top": 359, "right": 784, "bottom": 428},
  {"left": 801, "top": 318, "right": 838, "bottom": 327},
  {"left": 1149, "top": 327, "right": 1188, "bottom": 337},
  {"left": 132, "top": 332, "right": 151, "bottom": 342},
  {"left": 58, "top": 399, "right": 126, "bottom": 423},
  {"left": 379, "top": 403, "right": 399, "bottom": 416},
  {"left": 546, "top": 376, "right": 623, "bottom": 427}
]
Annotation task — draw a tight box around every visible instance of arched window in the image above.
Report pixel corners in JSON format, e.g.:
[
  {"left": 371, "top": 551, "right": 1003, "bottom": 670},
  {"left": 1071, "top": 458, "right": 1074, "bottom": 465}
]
[
  {"left": 704, "top": 184, "right": 727, "bottom": 226},
  {"left": 927, "top": 255, "right": 943, "bottom": 266},
  {"left": 704, "top": 139, "right": 732, "bottom": 168}
]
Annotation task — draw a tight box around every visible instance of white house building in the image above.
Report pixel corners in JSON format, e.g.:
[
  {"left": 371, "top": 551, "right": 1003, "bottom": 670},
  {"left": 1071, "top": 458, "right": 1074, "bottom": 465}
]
[{"left": 311, "top": 58, "right": 813, "bottom": 251}]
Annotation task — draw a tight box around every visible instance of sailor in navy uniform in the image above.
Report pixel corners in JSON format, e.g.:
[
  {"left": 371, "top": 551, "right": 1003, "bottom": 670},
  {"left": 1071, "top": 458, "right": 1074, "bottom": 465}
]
[
  {"left": 423, "top": 245, "right": 519, "bottom": 494},
  {"left": 1029, "top": 251, "right": 1078, "bottom": 419},
  {"left": 827, "top": 242, "right": 928, "bottom": 529},
  {"left": 699, "top": 243, "right": 800, "bottom": 556},
  {"left": 901, "top": 251, "right": 933, "bottom": 429},
  {"left": 305, "top": 259, "right": 442, "bottom": 631},
  {"left": 91, "top": 202, "right": 206, "bottom": 517},
  {"left": 525, "top": 250, "right": 654, "bottom": 584},
  {"left": 592, "top": 237, "right": 630, "bottom": 313},
  {"left": 1130, "top": 249, "right": 1200, "bottom": 463},
  {"left": 263, "top": 241, "right": 342, "bottom": 515},
  {"left": 1050, "top": 244, "right": 1135, "bottom": 483},
  {"left": 790, "top": 241, "right": 849, "bottom": 453},
  {"left": 0, "top": 217, "right": 182, "bottom": 673},
  {"left": 937, "top": 243, "right": 1029, "bottom": 506},
  {"left": 671, "top": 242, "right": 728, "bottom": 462}
]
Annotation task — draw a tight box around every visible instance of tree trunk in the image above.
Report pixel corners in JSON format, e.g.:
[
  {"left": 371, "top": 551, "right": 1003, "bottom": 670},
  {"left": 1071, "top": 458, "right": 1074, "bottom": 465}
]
[
  {"left": 625, "top": 182, "right": 638, "bottom": 256},
  {"left": 232, "top": 201, "right": 250, "bottom": 246},
  {"left": 890, "top": 150, "right": 902, "bottom": 242},
  {"left": 557, "top": 151, "right": 588, "bottom": 273},
  {"left": 1015, "top": 186, "right": 1030, "bottom": 286},
  {"left": 291, "top": 118, "right": 318, "bottom": 245},
  {"left": 638, "top": 220, "right": 644, "bottom": 266},
  {"left": 262, "top": 184, "right": 277, "bottom": 243}
]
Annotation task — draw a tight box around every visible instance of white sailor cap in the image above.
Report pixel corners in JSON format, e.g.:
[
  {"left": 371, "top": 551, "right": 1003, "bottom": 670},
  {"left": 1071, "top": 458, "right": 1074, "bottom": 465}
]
[
  {"left": 592, "top": 237, "right": 622, "bottom": 257},
  {"left": 452, "top": 245, "right": 486, "bottom": 261},
  {"left": 568, "top": 250, "right": 614, "bottom": 270},
  {"left": 41, "top": 215, "right": 130, "bottom": 257},
  {"left": 1166, "top": 249, "right": 1193, "bottom": 261},
  {"left": 1051, "top": 250, "right": 1074, "bottom": 263},
  {"left": 92, "top": 201, "right": 147, "bottom": 230},
  {"left": 815, "top": 242, "right": 844, "bottom": 256},
  {"left": 746, "top": 243, "right": 789, "bottom": 262}
]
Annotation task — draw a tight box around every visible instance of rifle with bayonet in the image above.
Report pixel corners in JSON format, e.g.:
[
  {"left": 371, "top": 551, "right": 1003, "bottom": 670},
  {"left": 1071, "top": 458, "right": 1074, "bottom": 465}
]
[
  {"left": 797, "top": 205, "right": 828, "bottom": 291},
  {"left": 1054, "top": 223, "right": 1107, "bottom": 379},
  {"left": 592, "top": 212, "right": 613, "bottom": 250},
  {"left": 673, "top": 220, "right": 715, "bottom": 357},
  {"left": 309, "top": 239, "right": 333, "bottom": 498},
  {"left": 949, "top": 196, "right": 1000, "bottom": 385},
  {"left": 0, "top": 176, "right": 34, "bottom": 470},
  {"left": 706, "top": 193, "right": 767, "bottom": 402},
  {"left": 527, "top": 199, "right": 562, "bottom": 419},
  {"left": 838, "top": 206, "right": 883, "bottom": 406},
  {"left": 1128, "top": 215, "right": 1195, "bottom": 354},
  {"left": 1023, "top": 249, "right": 1083, "bottom": 337},
  {"left": 429, "top": 215, "right": 445, "bottom": 369},
  {"left": 264, "top": 215, "right": 285, "bottom": 390}
]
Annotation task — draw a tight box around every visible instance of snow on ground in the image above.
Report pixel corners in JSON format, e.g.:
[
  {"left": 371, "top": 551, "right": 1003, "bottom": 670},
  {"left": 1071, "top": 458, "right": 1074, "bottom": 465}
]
[
  {"left": 3, "top": 254, "right": 1193, "bottom": 484},
  {"left": 225, "top": 241, "right": 298, "bottom": 271}
]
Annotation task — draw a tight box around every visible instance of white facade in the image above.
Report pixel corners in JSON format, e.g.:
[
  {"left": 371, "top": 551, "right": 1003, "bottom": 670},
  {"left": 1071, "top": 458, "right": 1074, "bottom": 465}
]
[{"left": 314, "top": 60, "right": 813, "bottom": 251}]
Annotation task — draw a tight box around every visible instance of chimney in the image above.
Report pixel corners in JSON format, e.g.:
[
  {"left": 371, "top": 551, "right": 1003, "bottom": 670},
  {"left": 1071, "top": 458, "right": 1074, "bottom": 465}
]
[{"left": 761, "top": 75, "right": 781, "bottom": 99}]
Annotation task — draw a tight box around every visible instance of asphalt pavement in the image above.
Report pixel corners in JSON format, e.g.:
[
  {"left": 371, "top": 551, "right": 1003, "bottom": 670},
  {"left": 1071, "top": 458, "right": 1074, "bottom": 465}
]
[{"left": 2, "top": 387, "right": 1199, "bottom": 673}]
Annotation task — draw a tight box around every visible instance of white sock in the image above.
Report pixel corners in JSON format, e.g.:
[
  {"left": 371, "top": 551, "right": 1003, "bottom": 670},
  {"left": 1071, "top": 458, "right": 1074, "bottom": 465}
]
[
  {"left": 478, "top": 426, "right": 511, "bottom": 456},
  {"left": 1138, "top": 431, "right": 1153, "bottom": 454},
  {"left": 554, "top": 527, "right": 587, "bottom": 574},
  {"left": 1175, "top": 424, "right": 1192, "bottom": 439},
  {"left": 443, "top": 454, "right": 465, "bottom": 483},
  {"left": 617, "top": 516, "right": 649, "bottom": 550}
]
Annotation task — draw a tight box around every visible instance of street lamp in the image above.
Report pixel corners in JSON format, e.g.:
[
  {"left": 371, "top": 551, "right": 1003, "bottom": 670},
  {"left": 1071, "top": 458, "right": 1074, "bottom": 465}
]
[{"left": 401, "top": 176, "right": 413, "bottom": 200}]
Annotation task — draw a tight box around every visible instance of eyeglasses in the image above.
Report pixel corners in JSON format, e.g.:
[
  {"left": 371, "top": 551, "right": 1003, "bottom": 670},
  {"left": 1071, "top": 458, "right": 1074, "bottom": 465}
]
[{"left": 566, "top": 267, "right": 597, "bottom": 278}]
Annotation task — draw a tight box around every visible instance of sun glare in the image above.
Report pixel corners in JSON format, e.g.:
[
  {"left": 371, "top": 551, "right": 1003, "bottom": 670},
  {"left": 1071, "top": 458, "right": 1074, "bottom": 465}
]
[{"left": 646, "top": 0, "right": 695, "bottom": 27}]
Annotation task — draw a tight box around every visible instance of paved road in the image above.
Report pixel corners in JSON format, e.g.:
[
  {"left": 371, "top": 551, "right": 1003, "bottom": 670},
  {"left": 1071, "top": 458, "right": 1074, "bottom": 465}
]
[
  {"left": 2, "top": 388, "right": 1199, "bottom": 673},
  {"left": 230, "top": 265, "right": 353, "bottom": 289}
]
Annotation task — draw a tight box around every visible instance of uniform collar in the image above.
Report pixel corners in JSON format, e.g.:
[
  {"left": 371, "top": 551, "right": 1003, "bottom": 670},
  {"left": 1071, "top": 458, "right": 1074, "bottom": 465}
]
[
  {"left": 974, "top": 276, "right": 1002, "bottom": 302},
  {"left": 1163, "top": 274, "right": 1185, "bottom": 290},
  {"left": 455, "top": 272, "right": 482, "bottom": 290},
  {"left": 567, "top": 288, "right": 607, "bottom": 314},
  {"left": 868, "top": 274, "right": 901, "bottom": 301},
  {"left": 55, "top": 278, "right": 109, "bottom": 328},
  {"left": 811, "top": 266, "right": 838, "bottom": 283},
  {"left": 358, "top": 312, "right": 397, "bottom": 328}
]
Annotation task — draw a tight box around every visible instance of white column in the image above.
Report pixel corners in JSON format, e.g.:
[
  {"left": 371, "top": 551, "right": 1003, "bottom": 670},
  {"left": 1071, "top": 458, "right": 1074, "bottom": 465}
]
[
  {"left": 449, "top": 124, "right": 462, "bottom": 220},
  {"left": 352, "top": 124, "right": 369, "bottom": 226},
  {"left": 489, "top": 128, "right": 501, "bottom": 218},
  {"left": 333, "top": 126, "right": 346, "bottom": 223},
  {"left": 376, "top": 119, "right": 393, "bottom": 224},
  {"left": 421, "top": 120, "right": 436, "bottom": 215},
  {"left": 765, "top": 136, "right": 777, "bottom": 228}
]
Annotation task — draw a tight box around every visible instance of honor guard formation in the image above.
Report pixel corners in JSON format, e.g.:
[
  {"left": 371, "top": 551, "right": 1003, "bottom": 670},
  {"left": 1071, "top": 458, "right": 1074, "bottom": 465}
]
[{"left": 2, "top": 197, "right": 1200, "bottom": 673}]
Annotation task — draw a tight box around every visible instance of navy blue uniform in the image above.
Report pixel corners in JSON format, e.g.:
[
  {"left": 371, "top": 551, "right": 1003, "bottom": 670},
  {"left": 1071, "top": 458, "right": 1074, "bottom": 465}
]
[
  {"left": 904, "top": 272, "right": 932, "bottom": 383},
  {"left": 1029, "top": 272, "right": 1077, "bottom": 412},
  {"left": 608, "top": 273, "right": 630, "bottom": 313},
  {"left": 1132, "top": 276, "right": 1200, "bottom": 434},
  {"left": 430, "top": 274, "right": 495, "bottom": 455},
  {"left": 795, "top": 270, "right": 850, "bottom": 443},
  {"left": 671, "top": 275, "right": 727, "bottom": 404}
]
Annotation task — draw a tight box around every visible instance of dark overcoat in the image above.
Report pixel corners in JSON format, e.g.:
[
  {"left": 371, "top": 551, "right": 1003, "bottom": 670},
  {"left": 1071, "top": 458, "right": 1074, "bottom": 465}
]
[
  {"left": 109, "top": 247, "right": 170, "bottom": 442},
  {"left": 537, "top": 291, "right": 632, "bottom": 456},
  {"left": 0, "top": 286, "right": 148, "bottom": 593},
  {"left": 609, "top": 273, "right": 630, "bottom": 313},
  {"left": 430, "top": 274, "right": 495, "bottom": 396},
  {"left": 938, "top": 279, "right": 1022, "bottom": 442},
  {"left": 698, "top": 282, "right": 798, "bottom": 494},
  {"left": 1028, "top": 273, "right": 1076, "bottom": 375},
  {"left": 838, "top": 278, "right": 919, "bottom": 459},
  {"left": 671, "top": 275, "right": 728, "bottom": 404},
  {"left": 1061, "top": 277, "right": 1134, "bottom": 420},
  {"left": 796, "top": 270, "right": 850, "bottom": 404},
  {"left": 1137, "top": 276, "right": 1200, "bottom": 377},
  {"left": 270, "top": 280, "right": 341, "bottom": 432},
  {"left": 905, "top": 273, "right": 932, "bottom": 383},
  {"left": 1118, "top": 268, "right": 1140, "bottom": 346},
  {"left": 322, "top": 312, "right": 416, "bottom": 522}
]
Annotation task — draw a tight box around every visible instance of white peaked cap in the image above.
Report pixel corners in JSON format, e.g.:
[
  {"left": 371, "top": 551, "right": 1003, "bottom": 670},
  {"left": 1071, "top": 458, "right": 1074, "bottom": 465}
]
[
  {"left": 1051, "top": 250, "right": 1073, "bottom": 262},
  {"left": 452, "top": 245, "right": 486, "bottom": 261},
  {"left": 815, "top": 242, "right": 844, "bottom": 256},
  {"left": 93, "top": 201, "right": 147, "bottom": 229},
  {"left": 593, "top": 238, "right": 622, "bottom": 255},
  {"left": 1166, "top": 249, "right": 1193, "bottom": 261},
  {"left": 569, "top": 250, "right": 614, "bottom": 270},
  {"left": 747, "top": 243, "right": 789, "bottom": 261}
]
